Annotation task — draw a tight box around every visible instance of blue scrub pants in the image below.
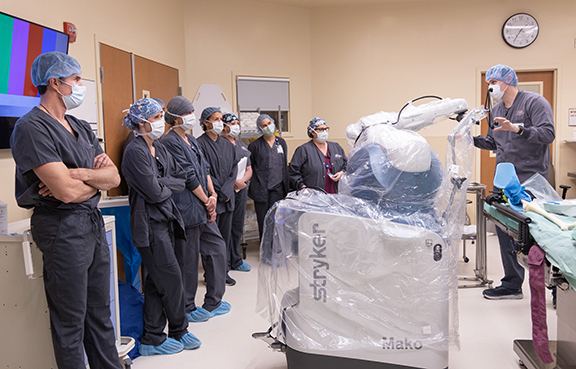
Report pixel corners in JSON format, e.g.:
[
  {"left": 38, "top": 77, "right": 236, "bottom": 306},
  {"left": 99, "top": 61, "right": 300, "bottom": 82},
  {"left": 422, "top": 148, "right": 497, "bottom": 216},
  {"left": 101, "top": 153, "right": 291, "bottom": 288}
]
[
  {"left": 138, "top": 220, "right": 188, "bottom": 346},
  {"left": 254, "top": 184, "right": 286, "bottom": 240},
  {"left": 176, "top": 221, "right": 226, "bottom": 312},
  {"left": 230, "top": 187, "right": 248, "bottom": 269},
  {"left": 496, "top": 225, "right": 525, "bottom": 291},
  {"left": 31, "top": 208, "right": 121, "bottom": 369},
  {"left": 216, "top": 210, "right": 234, "bottom": 271}
]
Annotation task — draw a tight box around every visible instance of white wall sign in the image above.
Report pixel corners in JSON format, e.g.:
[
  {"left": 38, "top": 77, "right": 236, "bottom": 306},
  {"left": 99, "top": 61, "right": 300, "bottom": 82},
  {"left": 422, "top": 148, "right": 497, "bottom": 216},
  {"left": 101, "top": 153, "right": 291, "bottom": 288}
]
[{"left": 569, "top": 108, "right": 576, "bottom": 126}]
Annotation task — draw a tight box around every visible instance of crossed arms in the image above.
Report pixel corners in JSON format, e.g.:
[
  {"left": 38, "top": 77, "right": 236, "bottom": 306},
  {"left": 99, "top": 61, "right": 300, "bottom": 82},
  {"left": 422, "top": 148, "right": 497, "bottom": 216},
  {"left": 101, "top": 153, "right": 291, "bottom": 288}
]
[{"left": 34, "top": 153, "right": 121, "bottom": 203}]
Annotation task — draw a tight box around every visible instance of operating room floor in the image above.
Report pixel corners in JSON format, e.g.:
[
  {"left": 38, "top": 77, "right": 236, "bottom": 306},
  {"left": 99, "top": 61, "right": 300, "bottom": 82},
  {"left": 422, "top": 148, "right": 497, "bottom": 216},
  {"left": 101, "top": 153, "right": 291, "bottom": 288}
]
[{"left": 130, "top": 232, "right": 557, "bottom": 369}]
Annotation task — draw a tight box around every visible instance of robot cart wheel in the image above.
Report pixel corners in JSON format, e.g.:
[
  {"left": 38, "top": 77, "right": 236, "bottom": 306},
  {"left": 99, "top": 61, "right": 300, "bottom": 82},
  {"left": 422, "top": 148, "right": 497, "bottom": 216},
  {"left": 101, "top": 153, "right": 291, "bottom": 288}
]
[{"left": 463, "top": 256, "right": 469, "bottom": 263}]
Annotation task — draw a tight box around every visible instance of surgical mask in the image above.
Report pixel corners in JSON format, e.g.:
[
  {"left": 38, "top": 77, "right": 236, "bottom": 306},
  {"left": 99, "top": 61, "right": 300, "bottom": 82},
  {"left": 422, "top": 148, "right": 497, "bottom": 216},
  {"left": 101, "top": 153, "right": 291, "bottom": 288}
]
[
  {"left": 180, "top": 114, "right": 196, "bottom": 130},
  {"left": 146, "top": 118, "right": 166, "bottom": 140},
  {"left": 211, "top": 120, "right": 223, "bottom": 135},
  {"left": 315, "top": 130, "right": 329, "bottom": 143},
  {"left": 57, "top": 80, "right": 86, "bottom": 110},
  {"left": 262, "top": 124, "right": 275, "bottom": 137},
  {"left": 489, "top": 83, "right": 507, "bottom": 101},
  {"left": 227, "top": 124, "right": 240, "bottom": 138}
]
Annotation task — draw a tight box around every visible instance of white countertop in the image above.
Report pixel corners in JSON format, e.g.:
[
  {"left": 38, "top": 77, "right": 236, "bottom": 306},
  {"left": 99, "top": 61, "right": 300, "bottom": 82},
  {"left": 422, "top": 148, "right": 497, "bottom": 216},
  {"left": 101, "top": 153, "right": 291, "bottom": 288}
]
[{"left": 0, "top": 215, "right": 115, "bottom": 242}]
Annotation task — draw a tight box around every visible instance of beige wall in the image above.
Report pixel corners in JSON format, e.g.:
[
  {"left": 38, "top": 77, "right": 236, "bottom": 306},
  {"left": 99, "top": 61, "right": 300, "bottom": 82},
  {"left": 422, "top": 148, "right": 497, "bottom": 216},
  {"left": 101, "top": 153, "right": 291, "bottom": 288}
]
[
  {"left": 182, "top": 0, "right": 312, "bottom": 147},
  {"left": 309, "top": 0, "right": 576, "bottom": 191}
]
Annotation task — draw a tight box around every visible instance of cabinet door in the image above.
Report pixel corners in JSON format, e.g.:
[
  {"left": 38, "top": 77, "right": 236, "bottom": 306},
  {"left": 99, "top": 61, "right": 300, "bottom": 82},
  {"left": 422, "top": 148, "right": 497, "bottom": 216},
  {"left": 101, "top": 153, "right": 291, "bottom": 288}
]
[
  {"left": 0, "top": 238, "right": 57, "bottom": 368},
  {"left": 100, "top": 45, "right": 180, "bottom": 197},
  {"left": 133, "top": 54, "right": 179, "bottom": 109}
]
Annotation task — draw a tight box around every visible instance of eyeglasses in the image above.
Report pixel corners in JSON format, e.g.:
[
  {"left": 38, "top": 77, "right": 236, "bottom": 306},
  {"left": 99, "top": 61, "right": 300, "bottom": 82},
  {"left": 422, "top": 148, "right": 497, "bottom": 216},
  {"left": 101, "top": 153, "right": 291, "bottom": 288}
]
[{"left": 314, "top": 127, "right": 330, "bottom": 133}]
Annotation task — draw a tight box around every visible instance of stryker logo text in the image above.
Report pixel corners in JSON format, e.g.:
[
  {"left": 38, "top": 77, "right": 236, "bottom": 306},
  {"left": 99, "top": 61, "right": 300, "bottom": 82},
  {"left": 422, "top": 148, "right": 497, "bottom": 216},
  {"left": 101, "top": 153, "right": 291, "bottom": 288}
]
[{"left": 309, "top": 223, "right": 328, "bottom": 302}]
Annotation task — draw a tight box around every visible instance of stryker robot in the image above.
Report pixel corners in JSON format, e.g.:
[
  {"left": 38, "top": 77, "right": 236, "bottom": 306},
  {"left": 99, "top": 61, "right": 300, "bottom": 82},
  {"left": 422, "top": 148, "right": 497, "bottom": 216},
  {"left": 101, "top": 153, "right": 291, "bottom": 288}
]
[{"left": 255, "top": 98, "right": 486, "bottom": 369}]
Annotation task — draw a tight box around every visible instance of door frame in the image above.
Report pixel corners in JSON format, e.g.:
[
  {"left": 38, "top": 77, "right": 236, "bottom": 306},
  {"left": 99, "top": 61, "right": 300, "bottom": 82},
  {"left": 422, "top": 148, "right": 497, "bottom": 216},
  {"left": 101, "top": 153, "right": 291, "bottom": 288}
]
[{"left": 476, "top": 67, "right": 558, "bottom": 188}]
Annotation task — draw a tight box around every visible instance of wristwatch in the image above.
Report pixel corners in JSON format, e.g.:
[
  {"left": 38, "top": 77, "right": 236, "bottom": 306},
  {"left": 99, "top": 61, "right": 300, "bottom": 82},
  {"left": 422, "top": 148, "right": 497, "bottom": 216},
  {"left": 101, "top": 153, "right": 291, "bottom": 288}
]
[{"left": 517, "top": 125, "right": 525, "bottom": 136}]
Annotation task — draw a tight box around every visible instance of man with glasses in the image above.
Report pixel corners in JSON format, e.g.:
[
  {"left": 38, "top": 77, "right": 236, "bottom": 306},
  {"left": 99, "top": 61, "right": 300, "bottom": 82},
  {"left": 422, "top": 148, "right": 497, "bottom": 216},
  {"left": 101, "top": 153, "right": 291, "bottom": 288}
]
[{"left": 474, "top": 64, "right": 555, "bottom": 300}]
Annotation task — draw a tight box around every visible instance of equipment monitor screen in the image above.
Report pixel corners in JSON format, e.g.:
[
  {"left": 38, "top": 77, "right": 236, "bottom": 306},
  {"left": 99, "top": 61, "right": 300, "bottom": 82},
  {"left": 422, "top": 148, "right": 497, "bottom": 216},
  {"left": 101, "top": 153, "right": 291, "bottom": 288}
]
[{"left": 0, "top": 11, "right": 69, "bottom": 148}]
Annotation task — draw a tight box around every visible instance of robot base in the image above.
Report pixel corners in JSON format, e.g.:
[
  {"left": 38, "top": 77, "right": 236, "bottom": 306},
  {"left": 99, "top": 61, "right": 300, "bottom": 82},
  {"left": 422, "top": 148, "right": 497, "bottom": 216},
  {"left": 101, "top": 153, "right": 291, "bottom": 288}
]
[{"left": 286, "top": 346, "right": 448, "bottom": 369}]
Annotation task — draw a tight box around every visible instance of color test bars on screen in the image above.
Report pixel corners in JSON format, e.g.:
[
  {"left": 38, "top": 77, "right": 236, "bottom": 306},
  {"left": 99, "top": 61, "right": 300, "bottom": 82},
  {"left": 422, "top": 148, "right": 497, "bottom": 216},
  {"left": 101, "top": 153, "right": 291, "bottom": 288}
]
[{"left": 0, "top": 11, "right": 69, "bottom": 117}]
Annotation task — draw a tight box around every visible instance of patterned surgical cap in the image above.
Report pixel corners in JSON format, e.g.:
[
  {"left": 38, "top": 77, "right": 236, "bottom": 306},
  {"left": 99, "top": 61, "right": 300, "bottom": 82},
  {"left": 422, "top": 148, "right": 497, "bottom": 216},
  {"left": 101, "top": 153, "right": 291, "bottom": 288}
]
[{"left": 123, "top": 98, "right": 163, "bottom": 130}]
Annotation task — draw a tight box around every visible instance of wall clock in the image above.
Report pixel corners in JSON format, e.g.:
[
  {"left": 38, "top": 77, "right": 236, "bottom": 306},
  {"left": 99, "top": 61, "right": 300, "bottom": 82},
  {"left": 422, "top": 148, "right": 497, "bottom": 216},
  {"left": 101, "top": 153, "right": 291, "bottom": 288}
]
[{"left": 502, "top": 13, "right": 539, "bottom": 48}]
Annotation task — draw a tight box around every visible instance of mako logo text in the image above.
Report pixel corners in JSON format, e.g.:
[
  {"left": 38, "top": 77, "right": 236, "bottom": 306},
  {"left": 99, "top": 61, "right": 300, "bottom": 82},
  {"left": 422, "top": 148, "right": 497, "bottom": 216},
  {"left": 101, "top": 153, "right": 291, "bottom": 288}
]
[{"left": 382, "top": 337, "right": 423, "bottom": 350}]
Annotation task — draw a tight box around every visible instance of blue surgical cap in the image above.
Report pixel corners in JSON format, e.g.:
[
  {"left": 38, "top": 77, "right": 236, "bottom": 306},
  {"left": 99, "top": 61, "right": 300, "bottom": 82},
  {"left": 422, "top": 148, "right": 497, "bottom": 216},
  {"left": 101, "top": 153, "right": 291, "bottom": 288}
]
[
  {"left": 486, "top": 64, "right": 518, "bottom": 86},
  {"left": 165, "top": 96, "right": 194, "bottom": 125},
  {"left": 31, "top": 51, "right": 82, "bottom": 87},
  {"left": 123, "top": 98, "right": 163, "bottom": 130},
  {"left": 152, "top": 98, "right": 165, "bottom": 108},
  {"left": 256, "top": 114, "right": 274, "bottom": 134},
  {"left": 222, "top": 113, "right": 238, "bottom": 124},
  {"left": 200, "top": 107, "right": 222, "bottom": 128},
  {"left": 307, "top": 117, "right": 327, "bottom": 138}
]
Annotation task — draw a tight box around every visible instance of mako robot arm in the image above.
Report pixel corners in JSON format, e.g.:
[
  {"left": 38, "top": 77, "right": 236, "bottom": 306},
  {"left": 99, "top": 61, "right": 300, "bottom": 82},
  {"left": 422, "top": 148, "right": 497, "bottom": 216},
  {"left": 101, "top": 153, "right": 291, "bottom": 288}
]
[{"left": 345, "top": 97, "right": 468, "bottom": 148}]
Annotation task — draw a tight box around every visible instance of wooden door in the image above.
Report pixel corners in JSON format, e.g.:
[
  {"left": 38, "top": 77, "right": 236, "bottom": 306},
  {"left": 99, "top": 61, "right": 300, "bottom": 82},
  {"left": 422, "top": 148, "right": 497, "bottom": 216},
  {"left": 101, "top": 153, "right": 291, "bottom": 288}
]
[
  {"left": 100, "top": 43, "right": 134, "bottom": 197},
  {"left": 479, "top": 71, "right": 555, "bottom": 188},
  {"left": 133, "top": 55, "right": 179, "bottom": 136}
]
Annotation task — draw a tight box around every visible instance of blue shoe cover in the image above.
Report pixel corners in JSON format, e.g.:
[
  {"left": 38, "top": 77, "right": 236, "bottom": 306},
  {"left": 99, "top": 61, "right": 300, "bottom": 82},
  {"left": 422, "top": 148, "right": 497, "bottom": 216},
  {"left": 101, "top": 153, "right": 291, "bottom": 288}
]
[
  {"left": 139, "top": 337, "right": 183, "bottom": 356},
  {"left": 220, "top": 300, "right": 231, "bottom": 310},
  {"left": 209, "top": 301, "right": 231, "bottom": 318},
  {"left": 234, "top": 261, "right": 251, "bottom": 271},
  {"left": 179, "top": 332, "right": 201, "bottom": 350},
  {"left": 186, "top": 307, "right": 211, "bottom": 322}
]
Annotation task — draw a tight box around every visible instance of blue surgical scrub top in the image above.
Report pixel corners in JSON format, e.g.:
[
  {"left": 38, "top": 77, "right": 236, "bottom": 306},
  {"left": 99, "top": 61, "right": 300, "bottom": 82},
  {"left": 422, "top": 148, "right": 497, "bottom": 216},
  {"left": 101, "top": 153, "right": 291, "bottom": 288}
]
[
  {"left": 10, "top": 106, "right": 103, "bottom": 210},
  {"left": 197, "top": 133, "right": 237, "bottom": 214},
  {"left": 160, "top": 129, "right": 211, "bottom": 228}
]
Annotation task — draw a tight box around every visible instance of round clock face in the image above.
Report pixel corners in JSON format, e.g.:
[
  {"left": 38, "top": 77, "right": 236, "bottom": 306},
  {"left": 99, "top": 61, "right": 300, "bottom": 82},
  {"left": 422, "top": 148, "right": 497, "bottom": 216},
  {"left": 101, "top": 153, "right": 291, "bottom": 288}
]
[{"left": 502, "top": 13, "right": 539, "bottom": 48}]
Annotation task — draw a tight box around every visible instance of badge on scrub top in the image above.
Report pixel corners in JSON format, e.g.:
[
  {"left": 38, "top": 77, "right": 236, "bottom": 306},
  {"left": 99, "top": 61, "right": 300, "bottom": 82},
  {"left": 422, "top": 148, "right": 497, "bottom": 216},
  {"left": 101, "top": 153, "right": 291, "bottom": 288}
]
[{"left": 277, "top": 144, "right": 284, "bottom": 154}]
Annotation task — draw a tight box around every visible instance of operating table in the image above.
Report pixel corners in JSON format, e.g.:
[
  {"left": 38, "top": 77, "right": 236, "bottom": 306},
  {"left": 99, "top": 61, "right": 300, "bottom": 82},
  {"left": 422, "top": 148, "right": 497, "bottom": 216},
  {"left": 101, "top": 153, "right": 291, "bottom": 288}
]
[{"left": 483, "top": 192, "right": 576, "bottom": 369}]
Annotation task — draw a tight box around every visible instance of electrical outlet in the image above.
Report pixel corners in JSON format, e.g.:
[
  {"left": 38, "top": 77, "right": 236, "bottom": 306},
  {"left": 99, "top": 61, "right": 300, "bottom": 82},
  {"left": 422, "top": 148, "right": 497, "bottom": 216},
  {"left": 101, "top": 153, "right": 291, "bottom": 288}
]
[{"left": 143, "top": 90, "right": 150, "bottom": 99}]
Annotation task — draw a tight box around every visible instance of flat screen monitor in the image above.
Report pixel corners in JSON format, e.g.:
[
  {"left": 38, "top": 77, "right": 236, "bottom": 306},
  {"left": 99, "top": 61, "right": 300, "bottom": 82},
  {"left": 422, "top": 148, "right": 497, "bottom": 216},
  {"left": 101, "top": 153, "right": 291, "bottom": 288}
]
[{"left": 0, "top": 11, "right": 69, "bottom": 149}]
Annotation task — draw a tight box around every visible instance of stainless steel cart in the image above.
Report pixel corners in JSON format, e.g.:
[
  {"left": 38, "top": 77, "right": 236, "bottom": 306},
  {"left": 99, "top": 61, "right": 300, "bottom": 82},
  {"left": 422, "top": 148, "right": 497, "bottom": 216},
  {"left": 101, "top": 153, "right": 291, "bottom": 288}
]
[{"left": 458, "top": 182, "right": 493, "bottom": 288}]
